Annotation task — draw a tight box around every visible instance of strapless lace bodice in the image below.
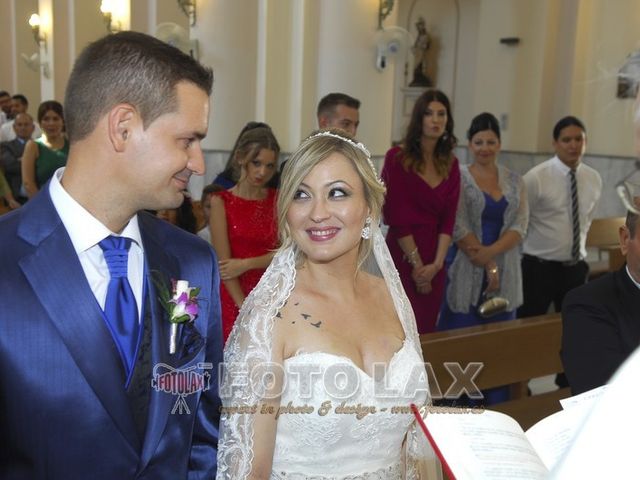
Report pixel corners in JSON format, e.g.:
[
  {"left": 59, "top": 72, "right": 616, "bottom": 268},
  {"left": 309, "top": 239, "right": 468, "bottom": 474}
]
[{"left": 271, "top": 338, "right": 429, "bottom": 479}]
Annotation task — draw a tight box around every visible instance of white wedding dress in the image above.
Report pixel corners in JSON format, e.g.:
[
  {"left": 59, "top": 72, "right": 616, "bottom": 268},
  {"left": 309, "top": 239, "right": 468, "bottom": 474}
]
[{"left": 217, "top": 226, "right": 432, "bottom": 479}]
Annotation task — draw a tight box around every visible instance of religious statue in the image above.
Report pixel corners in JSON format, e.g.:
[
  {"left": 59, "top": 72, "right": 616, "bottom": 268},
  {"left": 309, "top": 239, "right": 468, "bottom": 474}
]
[{"left": 410, "top": 17, "right": 434, "bottom": 87}]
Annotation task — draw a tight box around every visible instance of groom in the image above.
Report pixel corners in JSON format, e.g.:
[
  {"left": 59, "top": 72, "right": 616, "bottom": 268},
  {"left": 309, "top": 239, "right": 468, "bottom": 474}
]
[{"left": 0, "top": 32, "right": 222, "bottom": 478}]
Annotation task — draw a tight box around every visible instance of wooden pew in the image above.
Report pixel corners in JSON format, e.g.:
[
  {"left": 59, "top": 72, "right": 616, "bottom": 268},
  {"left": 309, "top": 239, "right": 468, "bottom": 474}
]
[
  {"left": 586, "top": 216, "right": 625, "bottom": 277},
  {"left": 421, "top": 313, "right": 569, "bottom": 430}
]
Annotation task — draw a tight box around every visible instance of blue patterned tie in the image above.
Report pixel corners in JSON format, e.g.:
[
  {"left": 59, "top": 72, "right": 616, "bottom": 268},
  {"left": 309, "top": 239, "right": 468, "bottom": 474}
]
[{"left": 99, "top": 235, "right": 140, "bottom": 379}]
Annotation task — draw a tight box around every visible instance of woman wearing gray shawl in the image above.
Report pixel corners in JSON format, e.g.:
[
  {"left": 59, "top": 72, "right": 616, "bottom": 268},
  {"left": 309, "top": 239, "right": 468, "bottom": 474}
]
[{"left": 440, "top": 112, "right": 528, "bottom": 331}]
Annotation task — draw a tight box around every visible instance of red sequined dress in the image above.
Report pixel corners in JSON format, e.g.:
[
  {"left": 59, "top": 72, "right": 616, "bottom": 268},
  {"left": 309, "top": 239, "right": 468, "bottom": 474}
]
[{"left": 215, "top": 188, "right": 278, "bottom": 341}]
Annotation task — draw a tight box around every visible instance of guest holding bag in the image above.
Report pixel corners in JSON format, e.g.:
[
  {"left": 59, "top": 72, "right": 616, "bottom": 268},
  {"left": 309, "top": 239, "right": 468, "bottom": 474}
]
[
  {"left": 440, "top": 112, "right": 528, "bottom": 330},
  {"left": 382, "top": 89, "right": 460, "bottom": 333}
]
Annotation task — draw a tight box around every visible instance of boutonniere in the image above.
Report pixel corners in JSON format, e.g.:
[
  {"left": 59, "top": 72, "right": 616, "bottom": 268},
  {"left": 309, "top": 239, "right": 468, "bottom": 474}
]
[{"left": 154, "top": 274, "right": 200, "bottom": 354}]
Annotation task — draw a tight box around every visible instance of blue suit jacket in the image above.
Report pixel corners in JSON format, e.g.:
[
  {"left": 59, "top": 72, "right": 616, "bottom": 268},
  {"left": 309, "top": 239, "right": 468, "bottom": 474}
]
[{"left": 0, "top": 188, "right": 223, "bottom": 479}]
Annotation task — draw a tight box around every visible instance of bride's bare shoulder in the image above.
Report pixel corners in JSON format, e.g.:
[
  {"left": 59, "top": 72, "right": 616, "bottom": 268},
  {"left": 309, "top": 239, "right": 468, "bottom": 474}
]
[{"left": 358, "top": 271, "right": 388, "bottom": 295}]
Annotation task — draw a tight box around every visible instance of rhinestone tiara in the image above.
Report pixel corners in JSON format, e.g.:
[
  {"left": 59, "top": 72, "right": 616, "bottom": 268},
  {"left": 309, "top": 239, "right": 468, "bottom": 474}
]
[
  {"left": 309, "top": 130, "right": 371, "bottom": 158},
  {"left": 307, "top": 130, "right": 383, "bottom": 186}
]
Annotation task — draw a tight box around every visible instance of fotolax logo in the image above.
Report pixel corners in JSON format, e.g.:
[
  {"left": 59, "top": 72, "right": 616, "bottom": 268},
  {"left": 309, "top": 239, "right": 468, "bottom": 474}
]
[{"left": 152, "top": 362, "right": 212, "bottom": 414}]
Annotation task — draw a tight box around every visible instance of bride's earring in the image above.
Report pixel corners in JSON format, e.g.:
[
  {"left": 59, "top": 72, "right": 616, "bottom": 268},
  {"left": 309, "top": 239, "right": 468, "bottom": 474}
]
[{"left": 361, "top": 216, "right": 372, "bottom": 239}]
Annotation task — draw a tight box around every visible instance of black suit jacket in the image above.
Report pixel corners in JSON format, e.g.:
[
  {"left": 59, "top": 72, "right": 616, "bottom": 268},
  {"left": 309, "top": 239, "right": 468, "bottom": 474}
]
[
  {"left": 0, "top": 138, "right": 26, "bottom": 198},
  {"left": 561, "top": 266, "right": 640, "bottom": 394}
]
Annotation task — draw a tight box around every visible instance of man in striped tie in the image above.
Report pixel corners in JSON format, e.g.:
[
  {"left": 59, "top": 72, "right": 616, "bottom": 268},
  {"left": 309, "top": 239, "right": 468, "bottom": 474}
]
[{"left": 518, "top": 116, "right": 602, "bottom": 321}]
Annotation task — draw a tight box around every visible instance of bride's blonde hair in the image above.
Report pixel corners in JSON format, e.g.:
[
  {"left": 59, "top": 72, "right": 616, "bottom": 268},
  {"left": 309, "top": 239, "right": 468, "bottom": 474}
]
[{"left": 277, "top": 129, "right": 386, "bottom": 267}]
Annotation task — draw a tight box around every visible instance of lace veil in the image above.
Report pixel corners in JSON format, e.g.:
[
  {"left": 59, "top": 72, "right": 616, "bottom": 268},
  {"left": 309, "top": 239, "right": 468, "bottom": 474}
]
[{"left": 216, "top": 138, "right": 433, "bottom": 479}]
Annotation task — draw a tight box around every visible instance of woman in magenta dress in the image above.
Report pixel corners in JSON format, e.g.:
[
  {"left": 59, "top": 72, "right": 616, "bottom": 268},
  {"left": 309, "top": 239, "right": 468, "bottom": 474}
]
[
  {"left": 210, "top": 127, "right": 280, "bottom": 341},
  {"left": 382, "top": 89, "right": 460, "bottom": 333}
]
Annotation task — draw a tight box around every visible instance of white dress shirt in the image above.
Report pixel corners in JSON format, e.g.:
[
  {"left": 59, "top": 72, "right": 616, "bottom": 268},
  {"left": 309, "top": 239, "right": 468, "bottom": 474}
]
[
  {"left": 49, "top": 168, "right": 145, "bottom": 319},
  {"left": 523, "top": 156, "right": 602, "bottom": 262}
]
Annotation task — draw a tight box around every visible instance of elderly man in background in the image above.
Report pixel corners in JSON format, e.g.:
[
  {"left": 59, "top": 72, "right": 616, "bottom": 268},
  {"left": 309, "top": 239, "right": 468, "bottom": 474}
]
[{"left": 0, "top": 112, "right": 35, "bottom": 203}]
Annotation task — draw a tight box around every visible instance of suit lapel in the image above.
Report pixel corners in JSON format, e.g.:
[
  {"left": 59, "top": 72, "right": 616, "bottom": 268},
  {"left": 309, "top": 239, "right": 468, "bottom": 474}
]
[
  {"left": 138, "top": 215, "right": 184, "bottom": 467},
  {"left": 137, "top": 214, "right": 209, "bottom": 469},
  {"left": 18, "top": 192, "right": 139, "bottom": 452}
]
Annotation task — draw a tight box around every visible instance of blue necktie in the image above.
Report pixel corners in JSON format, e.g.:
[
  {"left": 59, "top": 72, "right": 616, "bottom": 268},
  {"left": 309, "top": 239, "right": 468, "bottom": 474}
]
[{"left": 99, "top": 235, "right": 140, "bottom": 379}]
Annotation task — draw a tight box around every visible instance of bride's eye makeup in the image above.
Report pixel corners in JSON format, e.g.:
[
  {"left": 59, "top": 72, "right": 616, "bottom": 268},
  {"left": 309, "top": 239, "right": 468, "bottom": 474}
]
[
  {"left": 293, "top": 189, "right": 310, "bottom": 200},
  {"left": 328, "top": 187, "right": 349, "bottom": 198}
]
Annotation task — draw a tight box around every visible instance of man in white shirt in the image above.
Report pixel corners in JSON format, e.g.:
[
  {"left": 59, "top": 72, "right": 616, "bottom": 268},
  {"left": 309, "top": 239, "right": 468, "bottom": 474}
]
[
  {"left": 0, "top": 32, "right": 222, "bottom": 478},
  {"left": 518, "top": 116, "right": 602, "bottom": 319},
  {"left": 0, "top": 94, "right": 42, "bottom": 141},
  {"left": 0, "top": 112, "right": 34, "bottom": 202}
]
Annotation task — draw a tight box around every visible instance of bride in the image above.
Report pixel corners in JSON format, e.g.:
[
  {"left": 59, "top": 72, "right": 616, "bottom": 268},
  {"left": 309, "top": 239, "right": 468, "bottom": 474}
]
[{"left": 217, "top": 130, "right": 431, "bottom": 479}]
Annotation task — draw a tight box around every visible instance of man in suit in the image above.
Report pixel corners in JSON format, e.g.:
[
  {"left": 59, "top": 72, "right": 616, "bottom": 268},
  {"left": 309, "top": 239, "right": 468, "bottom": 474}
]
[
  {"left": 0, "top": 32, "right": 222, "bottom": 479},
  {"left": 561, "top": 209, "right": 640, "bottom": 395},
  {"left": 0, "top": 112, "right": 34, "bottom": 203}
]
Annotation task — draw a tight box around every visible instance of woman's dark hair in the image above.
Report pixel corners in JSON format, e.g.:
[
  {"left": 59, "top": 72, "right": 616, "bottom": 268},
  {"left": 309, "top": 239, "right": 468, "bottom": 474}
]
[
  {"left": 37, "top": 100, "right": 64, "bottom": 124},
  {"left": 467, "top": 112, "right": 501, "bottom": 141},
  {"left": 176, "top": 194, "right": 198, "bottom": 234},
  {"left": 216, "top": 122, "right": 272, "bottom": 185},
  {"left": 402, "top": 89, "right": 457, "bottom": 178}
]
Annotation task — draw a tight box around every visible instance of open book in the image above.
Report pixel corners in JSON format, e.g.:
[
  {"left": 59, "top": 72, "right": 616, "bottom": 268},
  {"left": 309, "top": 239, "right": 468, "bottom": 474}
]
[{"left": 411, "top": 387, "right": 604, "bottom": 480}]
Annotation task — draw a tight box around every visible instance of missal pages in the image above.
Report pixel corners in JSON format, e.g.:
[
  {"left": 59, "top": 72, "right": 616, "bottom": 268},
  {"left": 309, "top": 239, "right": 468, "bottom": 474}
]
[{"left": 411, "top": 387, "right": 605, "bottom": 480}]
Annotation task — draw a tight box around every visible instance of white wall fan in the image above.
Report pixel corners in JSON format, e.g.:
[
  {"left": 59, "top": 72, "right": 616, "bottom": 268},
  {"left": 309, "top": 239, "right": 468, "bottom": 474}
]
[{"left": 374, "top": 26, "right": 412, "bottom": 72}]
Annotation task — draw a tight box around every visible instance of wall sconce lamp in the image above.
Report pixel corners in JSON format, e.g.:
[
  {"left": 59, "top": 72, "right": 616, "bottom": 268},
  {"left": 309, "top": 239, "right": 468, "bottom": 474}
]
[
  {"left": 28, "top": 14, "right": 47, "bottom": 51},
  {"left": 378, "top": 0, "right": 395, "bottom": 30},
  {"left": 100, "top": 0, "right": 121, "bottom": 33},
  {"left": 177, "top": 0, "right": 197, "bottom": 27}
]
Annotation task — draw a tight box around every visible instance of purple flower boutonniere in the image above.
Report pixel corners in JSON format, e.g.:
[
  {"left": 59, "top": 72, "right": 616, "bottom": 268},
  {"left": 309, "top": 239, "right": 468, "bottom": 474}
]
[{"left": 154, "top": 274, "right": 200, "bottom": 354}]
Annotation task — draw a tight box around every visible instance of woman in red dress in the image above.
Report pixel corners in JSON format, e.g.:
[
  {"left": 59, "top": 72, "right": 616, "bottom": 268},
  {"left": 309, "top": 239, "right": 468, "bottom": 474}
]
[
  {"left": 210, "top": 127, "right": 280, "bottom": 341},
  {"left": 382, "top": 89, "right": 460, "bottom": 333}
]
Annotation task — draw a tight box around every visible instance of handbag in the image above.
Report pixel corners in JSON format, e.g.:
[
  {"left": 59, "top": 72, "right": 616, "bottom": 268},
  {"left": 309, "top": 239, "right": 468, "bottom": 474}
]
[{"left": 478, "top": 294, "right": 510, "bottom": 318}]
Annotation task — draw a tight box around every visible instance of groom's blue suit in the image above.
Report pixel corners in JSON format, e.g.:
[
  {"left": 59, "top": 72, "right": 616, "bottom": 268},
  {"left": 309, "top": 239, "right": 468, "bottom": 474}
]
[{"left": 0, "top": 187, "right": 223, "bottom": 479}]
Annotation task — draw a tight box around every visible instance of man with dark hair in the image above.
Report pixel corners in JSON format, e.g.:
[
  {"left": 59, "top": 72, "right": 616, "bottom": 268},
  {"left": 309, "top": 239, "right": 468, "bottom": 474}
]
[
  {"left": 561, "top": 209, "right": 640, "bottom": 394},
  {"left": 0, "top": 32, "right": 222, "bottom": 479},
  {"left": 0, "top": 112, "right": 34, "bottom": 202},
  {"left": 518, "top": 116, "right": 602, "bottom": 319},
  {"left": 316, "top": 92, "right": 361, "bottom": 136}
]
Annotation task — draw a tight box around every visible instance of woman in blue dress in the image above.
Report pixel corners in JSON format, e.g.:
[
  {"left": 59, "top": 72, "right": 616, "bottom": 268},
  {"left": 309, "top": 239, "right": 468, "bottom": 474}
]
[{"left": 438, "top": 112, "right": 528, "bottom": 403}]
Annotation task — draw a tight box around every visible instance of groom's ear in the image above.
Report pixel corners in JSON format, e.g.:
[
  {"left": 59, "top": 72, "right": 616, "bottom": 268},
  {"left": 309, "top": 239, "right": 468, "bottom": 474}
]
[{"left": 106, "top": 104, "right": 138, "bottom": 153}]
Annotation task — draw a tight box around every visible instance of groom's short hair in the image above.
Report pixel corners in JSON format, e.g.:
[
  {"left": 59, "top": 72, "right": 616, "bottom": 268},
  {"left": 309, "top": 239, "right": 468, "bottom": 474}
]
[{"left": 64, "top": 31, "right": 213, "bottom": 144}]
